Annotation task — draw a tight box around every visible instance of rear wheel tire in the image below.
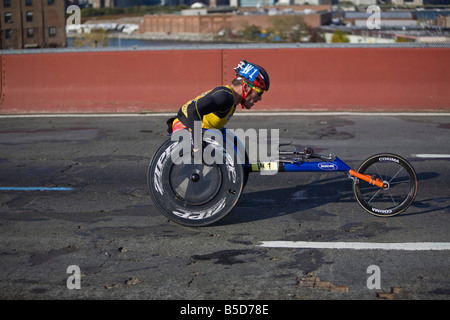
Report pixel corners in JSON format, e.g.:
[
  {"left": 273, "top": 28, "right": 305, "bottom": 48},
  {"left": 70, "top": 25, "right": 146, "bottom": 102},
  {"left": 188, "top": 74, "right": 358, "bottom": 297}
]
[{"left": 148, "top": 132, "right": 245, "bottom": 227}]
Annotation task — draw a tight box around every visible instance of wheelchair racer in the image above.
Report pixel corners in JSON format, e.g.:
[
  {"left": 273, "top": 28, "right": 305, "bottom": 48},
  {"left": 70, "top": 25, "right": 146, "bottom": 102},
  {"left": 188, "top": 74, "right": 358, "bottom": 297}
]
[{"left": 167, "top": 59, "right": 270, "bottom": 151}]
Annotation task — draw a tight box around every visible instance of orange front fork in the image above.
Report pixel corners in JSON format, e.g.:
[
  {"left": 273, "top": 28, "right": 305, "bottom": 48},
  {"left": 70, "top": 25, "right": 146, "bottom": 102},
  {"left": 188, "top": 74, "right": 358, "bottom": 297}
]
[{"left": 348, "top": 169, "right": 387, "bottom": 188}]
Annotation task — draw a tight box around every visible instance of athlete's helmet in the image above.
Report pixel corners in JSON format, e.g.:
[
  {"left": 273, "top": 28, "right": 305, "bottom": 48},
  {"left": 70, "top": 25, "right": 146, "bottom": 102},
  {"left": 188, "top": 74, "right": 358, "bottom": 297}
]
[{"left": 234, "top": 59, "right": 270, "bottom": 91}]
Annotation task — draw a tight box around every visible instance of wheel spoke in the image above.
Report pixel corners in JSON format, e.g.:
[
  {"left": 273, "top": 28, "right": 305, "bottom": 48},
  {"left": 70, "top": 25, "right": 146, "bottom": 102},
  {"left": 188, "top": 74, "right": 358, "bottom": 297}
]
[
  {"left": 388, "top": 190, "right": 398, "bottom": 206},
  {"left": 367, "top": 187, "right": 382, "bottom": 204},
  {"left": 389, "top": 167, "right": 404, "bottom": 183},
  {"left": 374, "top": 164, "right": 383, "bottom": 181},
  {"left": 388, "top": 179, "right": 410, "bottom": 186}
]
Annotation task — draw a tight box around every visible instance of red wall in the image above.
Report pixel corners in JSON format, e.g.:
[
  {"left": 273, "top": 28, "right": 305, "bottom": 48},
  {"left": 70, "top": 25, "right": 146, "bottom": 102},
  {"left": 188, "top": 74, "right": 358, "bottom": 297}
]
[
  {"left": 1, "top": 47, "right": 449, "bottom": 114},
  {"left": 223, "top": 47, "right": 450, "bottom": 111}
]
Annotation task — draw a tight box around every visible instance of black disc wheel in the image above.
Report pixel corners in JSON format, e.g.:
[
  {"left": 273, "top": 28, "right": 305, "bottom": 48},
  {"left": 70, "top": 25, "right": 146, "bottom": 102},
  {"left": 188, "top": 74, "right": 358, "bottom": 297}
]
[
  {"left": 169, "top": 163, "right": 222, "bottom": 206},
  {"left": 148, "top": 132, "right": 245, "bottom": 227},
  {"left": 353, "top": 153, "right": 418, "bottom": 217}
]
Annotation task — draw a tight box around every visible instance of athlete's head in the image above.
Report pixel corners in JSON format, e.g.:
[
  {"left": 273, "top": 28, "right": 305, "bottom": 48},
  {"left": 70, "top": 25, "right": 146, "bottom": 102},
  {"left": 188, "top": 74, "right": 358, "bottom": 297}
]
[
  {"left": 234, "top": 59, "right": 270, "bottom": 92},
  {"left": 233, "top": 59, "right": 270, "bottom": 109}
]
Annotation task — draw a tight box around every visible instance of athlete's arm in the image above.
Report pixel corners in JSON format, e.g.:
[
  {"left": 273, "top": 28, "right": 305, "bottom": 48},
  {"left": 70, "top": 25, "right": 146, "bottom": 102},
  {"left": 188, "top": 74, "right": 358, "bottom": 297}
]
[{"left": 184, "top": 89, "right": 234, "bottom": 147}]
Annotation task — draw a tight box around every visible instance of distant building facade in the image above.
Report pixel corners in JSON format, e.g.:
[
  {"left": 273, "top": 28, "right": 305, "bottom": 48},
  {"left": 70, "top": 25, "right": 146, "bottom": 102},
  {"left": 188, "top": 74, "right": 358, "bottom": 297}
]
[
  {"left": 1, "top": 0, "right": 66, "bottom": 49},
  {"left": 89, "top": 0, "right": 115, "bottom": 7},
  {"left": 139, "top": 7, "right": 332, "bottom": 35},
  {"left": 88, "top": 0, "right": 162, "bottom": 7}
]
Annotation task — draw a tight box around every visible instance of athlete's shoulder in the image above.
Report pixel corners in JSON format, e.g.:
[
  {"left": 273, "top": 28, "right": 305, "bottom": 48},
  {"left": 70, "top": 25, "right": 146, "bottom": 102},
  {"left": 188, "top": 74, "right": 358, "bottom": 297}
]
[
  {"left": 210, "top": 86, "right": 234, "bottom": 103},
  {"left": 209, "top": 85, "right": 233, "bottom": 94}
]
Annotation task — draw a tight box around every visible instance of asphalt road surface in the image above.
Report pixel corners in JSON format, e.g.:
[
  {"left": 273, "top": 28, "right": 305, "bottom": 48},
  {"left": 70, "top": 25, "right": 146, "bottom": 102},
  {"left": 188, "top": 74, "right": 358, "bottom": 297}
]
[{"left": 1, "top": 113, "right": 449, "bottom": 303}]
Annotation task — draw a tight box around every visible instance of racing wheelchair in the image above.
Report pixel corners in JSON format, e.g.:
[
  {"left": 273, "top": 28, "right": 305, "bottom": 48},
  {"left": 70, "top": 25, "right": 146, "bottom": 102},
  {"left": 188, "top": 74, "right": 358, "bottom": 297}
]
[{"left": 148, "top": 128, "right": 418, "bottom": 227}]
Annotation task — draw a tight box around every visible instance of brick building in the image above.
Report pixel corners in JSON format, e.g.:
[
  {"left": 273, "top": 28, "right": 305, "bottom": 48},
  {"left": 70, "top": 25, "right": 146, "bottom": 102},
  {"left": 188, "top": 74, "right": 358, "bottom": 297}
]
[
  {"left": 140, "top": 14, "right": 232, "bottom": 34},
  {"left": 139, "top": 7, "right": 332, "bottom": 35},
  {"left": 1, "top": 0, "right": 66, "bottom": 49},
  {"left": 88, "top": 0, "right": 160, "bottom": 7}
]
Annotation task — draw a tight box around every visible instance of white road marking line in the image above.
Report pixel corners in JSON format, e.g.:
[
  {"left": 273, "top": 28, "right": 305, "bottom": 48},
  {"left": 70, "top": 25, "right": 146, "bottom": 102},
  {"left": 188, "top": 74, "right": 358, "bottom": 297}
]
[
  {"left": 258, "top": 241, "right": 450, "bottom": 251},
  {"left": 411, "top": 154, "right": 450, "bottom": 159}
]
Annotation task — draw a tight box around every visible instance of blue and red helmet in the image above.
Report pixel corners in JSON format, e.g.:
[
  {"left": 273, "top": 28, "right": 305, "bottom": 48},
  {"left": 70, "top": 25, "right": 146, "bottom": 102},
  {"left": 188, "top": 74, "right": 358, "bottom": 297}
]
[{"left": 234, "top": 59, "right": 270, "bottom": 92}]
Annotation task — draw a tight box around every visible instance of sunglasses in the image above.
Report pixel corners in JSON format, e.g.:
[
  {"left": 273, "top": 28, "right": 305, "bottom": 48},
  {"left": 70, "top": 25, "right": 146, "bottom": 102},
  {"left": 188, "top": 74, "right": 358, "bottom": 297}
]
[{"left": 248, "top": 83, "right": 264, "bottom": 96}]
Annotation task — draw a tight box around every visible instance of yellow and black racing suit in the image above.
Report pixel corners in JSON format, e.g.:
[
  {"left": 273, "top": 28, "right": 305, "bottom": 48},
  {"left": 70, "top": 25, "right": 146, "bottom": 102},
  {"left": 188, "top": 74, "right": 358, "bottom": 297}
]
[{"left": 169, "top": 85, "right": 236, "bottom": 145}]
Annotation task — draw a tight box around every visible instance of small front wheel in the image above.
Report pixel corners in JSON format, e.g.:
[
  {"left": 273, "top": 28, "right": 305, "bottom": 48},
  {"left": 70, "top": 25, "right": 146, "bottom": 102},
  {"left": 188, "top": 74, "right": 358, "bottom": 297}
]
[{"left": 353, "top": 153, "right": 418, "bottom": 217}]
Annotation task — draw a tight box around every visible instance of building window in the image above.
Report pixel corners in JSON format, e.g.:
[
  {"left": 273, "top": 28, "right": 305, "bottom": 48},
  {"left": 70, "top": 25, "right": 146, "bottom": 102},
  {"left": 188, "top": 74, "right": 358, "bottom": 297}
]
[
  {"left": 49, "top": 27, "right": 56, "bottom": 37},
  {"left": 27, "top": 28, "right": 34, "bottom": 38},
  {"left": 26, "top": 12, "right": 33, "bottom": 22},
  {"left": 5, "top": 12, "right": 12, "bottom": 23},
  {"left": 48, "top": 0, "right": 54, "bottom": 4},
  {"left": 25, "top": 0, "right": 32, "bottom": 6},
  {"left": 5, "top": 29, "right": 13, "bottom": 40},
  {"left": 3, "top": 0, "right": 11, "bottom": 8}
]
